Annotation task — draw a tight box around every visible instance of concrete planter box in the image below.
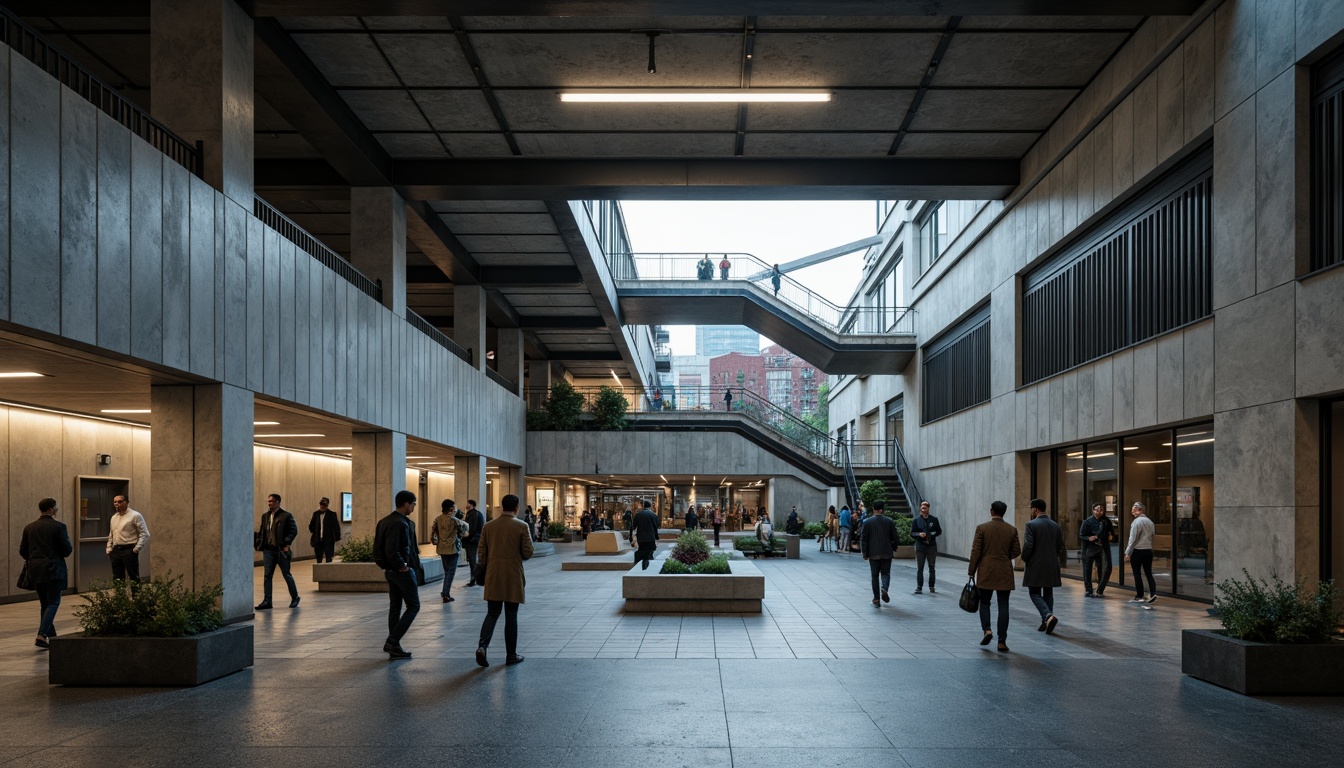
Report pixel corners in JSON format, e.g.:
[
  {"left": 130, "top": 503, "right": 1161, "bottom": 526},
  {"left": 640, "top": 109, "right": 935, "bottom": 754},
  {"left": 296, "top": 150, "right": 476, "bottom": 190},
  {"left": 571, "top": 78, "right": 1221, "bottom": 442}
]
[
  {"left": 49, "top": 624, "right": 253, "bottom": 687},
  {"left": 1181, "top": 629, "right": 1344, "bottom": 695},
  {"left": 622, "top": 557, "right": 765, "bottom": 613},
  {"left": 312, "top": 557, "right": 443, "bottom": 592}
]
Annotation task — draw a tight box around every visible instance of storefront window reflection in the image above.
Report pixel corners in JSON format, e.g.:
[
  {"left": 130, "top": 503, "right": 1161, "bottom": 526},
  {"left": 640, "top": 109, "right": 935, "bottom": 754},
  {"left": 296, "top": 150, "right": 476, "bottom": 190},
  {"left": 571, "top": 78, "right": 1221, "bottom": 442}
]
[{"left": 1175, "top": 424, "right": 1214, "bottom": 598}]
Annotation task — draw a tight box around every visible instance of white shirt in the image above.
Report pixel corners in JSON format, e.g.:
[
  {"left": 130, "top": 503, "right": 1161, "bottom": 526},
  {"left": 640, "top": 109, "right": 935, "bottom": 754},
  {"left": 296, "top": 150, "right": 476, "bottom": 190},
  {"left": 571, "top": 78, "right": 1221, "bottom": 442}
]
[
  {"left": 107, "top": 509, "right": 150, "bottom": 553},
  {"left": 1126, "top": 514, "right": 1155, "bottom": 555}
]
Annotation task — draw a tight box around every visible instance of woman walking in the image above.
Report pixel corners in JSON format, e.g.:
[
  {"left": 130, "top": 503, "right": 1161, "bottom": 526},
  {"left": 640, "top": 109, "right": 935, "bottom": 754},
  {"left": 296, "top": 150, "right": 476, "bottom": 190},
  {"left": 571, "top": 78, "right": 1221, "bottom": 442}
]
[{"left": 822, "top": 505, "right": 838, "bottom": 552}]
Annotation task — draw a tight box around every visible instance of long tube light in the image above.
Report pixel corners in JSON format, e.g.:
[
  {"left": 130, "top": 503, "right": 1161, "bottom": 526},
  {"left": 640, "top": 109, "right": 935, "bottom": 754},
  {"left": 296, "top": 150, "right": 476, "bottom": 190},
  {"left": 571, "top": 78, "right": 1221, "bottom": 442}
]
[{"left": 559, "top": 89, "right": 830, "bottom": 103}]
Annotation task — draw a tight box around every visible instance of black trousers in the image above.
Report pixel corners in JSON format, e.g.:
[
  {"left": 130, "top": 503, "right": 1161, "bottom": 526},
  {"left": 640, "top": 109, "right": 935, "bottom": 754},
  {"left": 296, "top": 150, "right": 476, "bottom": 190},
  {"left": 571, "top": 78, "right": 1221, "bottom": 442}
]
[
  {"left": 109, "top": 545, "right": 140, "bottom": 582},
  {"left": 313, "top": 540, "right": 335, "bottom": 563},
  {"left": 464, "top": 541, "right": 480, "bottom": 583},
  {"left": 868, "top": 557, "right": 892, "bottom": 600},
  {"left": 1130, "top": 549, "right": 1156, "bottom": 597},
  {"left": 712, "top": 524, "right": 721, "bottom": 547},
  {"left": 1082, "top": 547, "right": 1111, "bottom": 593},
  {"left": 978, "top": 588, "right": 1011, "bottom": 640},
  {"left": 479, "top": 600, "right": 520, "bottom": 656},
  {"left": 634, "top": 542, "right": 657, "bottom": 570},
  {"left": 915, "top": 545, "right": 936, "bottom": 589},
  {"left": 384, "top": 569, "right": 420, "bottom": 644}
]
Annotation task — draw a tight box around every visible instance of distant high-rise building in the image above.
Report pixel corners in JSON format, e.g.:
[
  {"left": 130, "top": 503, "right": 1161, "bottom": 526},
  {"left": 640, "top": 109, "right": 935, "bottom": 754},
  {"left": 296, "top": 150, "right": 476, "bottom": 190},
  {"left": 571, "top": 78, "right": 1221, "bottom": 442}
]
[
  {"left": 709, "top": 344, "right": 822, "bottom": 415},
  {"left": 694, "top": 326, "right": 760, "bottom": 358}
]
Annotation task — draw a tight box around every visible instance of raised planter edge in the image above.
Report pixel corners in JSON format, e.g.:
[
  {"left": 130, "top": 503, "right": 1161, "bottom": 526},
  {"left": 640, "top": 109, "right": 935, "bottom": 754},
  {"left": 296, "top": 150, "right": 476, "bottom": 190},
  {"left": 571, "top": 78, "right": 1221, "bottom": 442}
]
[
  {"left": 49, "top": 623, "right": 254, "bottom": 687},
  {"left": 1181, "top": 629, "right": 1344, "bottom": 695}
]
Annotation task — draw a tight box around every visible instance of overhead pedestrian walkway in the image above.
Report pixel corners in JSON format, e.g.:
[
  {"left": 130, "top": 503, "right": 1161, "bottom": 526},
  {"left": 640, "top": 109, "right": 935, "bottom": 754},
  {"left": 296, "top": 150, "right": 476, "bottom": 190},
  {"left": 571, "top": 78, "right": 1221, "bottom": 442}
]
[{"left": 612, "top": 253, "right": 916, "bottom": 375}]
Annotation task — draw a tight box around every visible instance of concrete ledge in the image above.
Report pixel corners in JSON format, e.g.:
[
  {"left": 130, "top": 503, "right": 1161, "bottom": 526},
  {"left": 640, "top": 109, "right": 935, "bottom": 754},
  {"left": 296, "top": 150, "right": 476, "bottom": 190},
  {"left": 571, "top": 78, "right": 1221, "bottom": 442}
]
[
  {"left": 313, "top": 557, "right": 444, "bottom": 592},
  {"left": 586, "top": 531, "right": 631, "bottom": 554},
  {"left": 563, "top": 554, "right": 638, "bottom": 571},
  {"left": 49, "top": 624, "right": 253, "bottom": 686},
  {"left": 622, "top": 557, "right": 764, "bottom": 613}
]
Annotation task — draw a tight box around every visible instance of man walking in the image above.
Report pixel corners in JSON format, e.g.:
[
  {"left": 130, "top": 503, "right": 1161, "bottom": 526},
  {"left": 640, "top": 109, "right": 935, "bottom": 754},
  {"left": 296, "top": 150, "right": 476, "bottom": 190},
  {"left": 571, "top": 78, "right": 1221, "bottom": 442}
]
[
  {"left": 105, "top": 494, "right": 150, "bottom": 584},
  {"left": 463, "top": 499, "right": 485, "bottom": 587},
  {"left": 375, "top": 491, "right": 421, "bottom": 659},
  {"left": 1125, "top": 502, "right": 1158, "bottom": 603},
  {"left": 475, "top": 494, "right": 534, "bottom": 667},
  {"left": 20, "top": 498, "right": 72, "bottom": 649},
  {"left": 685, "top": 505, "right": 699, "bottom": 531},
  {"left": 1079, "top": 503, "right": 1114, "bottom": 597},
  {"left": 255, "top": 493, "right": 300, "bottom": 610},
  {"left": 860, "top": 500, "right": 898, "bottom": 606},
  {"left": 308, "top": 497, "right": 340, "bottom": 565},
  {"left": 968, "top": 500, "right": 1021, "bottom": 652},
  {"left": 1022, "top": 498, "right": 1065, "bottom": 635},
  {"left": 711, "top": 504, "right": 723, "bottom": 547},
  {"left": 910, "top": 500, "right": 941, "bottom": 594},
  {"left": 784, "top": 506, "right": 800, "bottom": 535},
  {"left": 838, "top": 504, "right": 853, "bottom": 554},
  {"left": 723, "top": 388, "right": 734, "bottom": 411},
  {"left": 432, "top": 499, "right": 467, "bottom": 603},
  {"left": 632, "top": 500, "right": 659, "bottom": 570}
]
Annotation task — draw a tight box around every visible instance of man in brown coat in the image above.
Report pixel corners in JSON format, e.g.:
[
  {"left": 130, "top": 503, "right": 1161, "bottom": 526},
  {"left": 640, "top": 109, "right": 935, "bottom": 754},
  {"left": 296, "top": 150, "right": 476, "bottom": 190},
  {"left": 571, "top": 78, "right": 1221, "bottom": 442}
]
[
  {"left": 476, "top": 493, "right": 534, "bottom": 667},
  {"left": 968, "top": 500, "right": 1022, "bottom": 652}
]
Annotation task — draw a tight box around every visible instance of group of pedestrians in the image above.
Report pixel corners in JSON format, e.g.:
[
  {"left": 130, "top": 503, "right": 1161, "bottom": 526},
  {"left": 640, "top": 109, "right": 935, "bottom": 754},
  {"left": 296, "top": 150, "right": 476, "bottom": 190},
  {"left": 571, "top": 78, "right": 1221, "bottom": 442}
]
[{"left": 692, "top": 255, "right": 784, "bottom": 295}]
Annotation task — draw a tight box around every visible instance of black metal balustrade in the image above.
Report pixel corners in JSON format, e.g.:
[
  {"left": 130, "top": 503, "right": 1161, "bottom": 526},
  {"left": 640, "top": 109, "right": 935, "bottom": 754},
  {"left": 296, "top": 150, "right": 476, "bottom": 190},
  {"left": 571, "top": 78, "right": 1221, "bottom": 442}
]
[
  {"left": 253, "top": 197, "right": 383, "bottom": 304},
  {"left": 0, "top": 8, "right": 201, "bottom": 177},
  {"left": 405, "top": 309, "right": 471, "bottom": 364}
]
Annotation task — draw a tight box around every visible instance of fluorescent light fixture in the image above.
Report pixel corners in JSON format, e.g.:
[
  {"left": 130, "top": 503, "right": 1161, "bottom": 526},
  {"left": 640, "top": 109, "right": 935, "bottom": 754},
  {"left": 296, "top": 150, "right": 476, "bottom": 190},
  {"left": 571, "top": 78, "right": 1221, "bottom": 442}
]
[
  {"left": 101, "top": 409, "right": 150, "bottom": 414},
  {"left": 0, "top": 371, "right": 45, "bottom": 378},
  {"left": 406, "top": 456, "right": 432, "bottom": 460},
  {"left": 256, "top": 433, "right": 325, "bottom": 438},
  {"left": 254, "top": 421, "right": 280, "bottom": 426},
  {"left": 659, "top": 475, "right": 668, "bottom": 484},
  {"left": 560, "top": 89, "right": 830, "bottom": 103},
  {"left": 1135, "top": 459, "right": 1171, "bottom": 464},
  {"left": 311, "top": 446, "right": 352, "bottom": 451}
]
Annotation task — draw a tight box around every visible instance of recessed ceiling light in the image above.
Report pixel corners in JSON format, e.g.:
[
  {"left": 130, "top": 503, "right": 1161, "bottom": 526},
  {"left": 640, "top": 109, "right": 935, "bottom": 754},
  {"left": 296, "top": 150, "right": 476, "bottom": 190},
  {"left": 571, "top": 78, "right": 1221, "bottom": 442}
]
[
  {"left": 0, "top": 371, "right": 45, "bottom": 378},
  {"left": 311, "top": 446, "right": 352, "bottom": 451},
  {"left": 406, "top": 456, "right": 432, "bottom": 459},
  {"left": 101, "top": 409, "right": 151, "bottom": 414},
  {"left": 256, "top": 433, "right": 325, "bottom": 438},
  {"left": 559, "top": 89, "right": 830, "bottom": 103},
  {"left": 254, "top": 421, "right": 280, "bottom": 426}
]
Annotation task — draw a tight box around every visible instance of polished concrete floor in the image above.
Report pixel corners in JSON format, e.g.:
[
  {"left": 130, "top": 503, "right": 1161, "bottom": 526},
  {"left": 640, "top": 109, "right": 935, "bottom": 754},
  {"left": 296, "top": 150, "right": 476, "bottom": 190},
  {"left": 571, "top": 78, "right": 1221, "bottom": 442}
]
[{"left": 1, "top": 543, "right": 1341, "bottom": 767}]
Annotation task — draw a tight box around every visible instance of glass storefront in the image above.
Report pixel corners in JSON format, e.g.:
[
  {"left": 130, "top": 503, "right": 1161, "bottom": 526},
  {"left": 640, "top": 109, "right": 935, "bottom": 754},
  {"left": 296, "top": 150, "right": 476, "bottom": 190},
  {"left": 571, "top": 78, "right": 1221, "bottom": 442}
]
[
  {"left": 1032, "top": 421, "right": 1215, "bottom": 600},
  {"left": 1322, "top": 400, "right": 1344, "bottom": 584}
]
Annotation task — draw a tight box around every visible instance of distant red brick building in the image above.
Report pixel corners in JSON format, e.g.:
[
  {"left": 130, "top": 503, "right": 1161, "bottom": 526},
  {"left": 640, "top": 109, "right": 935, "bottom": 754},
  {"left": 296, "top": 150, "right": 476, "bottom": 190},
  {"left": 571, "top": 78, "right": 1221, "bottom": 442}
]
[{"left": 709, "top": 344, "right": 821, "bottom": 416}]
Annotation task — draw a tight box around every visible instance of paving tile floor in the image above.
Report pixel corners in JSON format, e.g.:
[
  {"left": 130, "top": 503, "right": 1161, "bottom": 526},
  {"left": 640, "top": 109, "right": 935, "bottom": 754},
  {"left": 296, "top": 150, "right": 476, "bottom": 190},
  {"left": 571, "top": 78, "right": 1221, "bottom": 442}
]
[{"left": 1, "top": 542, "right": 1340, "bottom": 767}]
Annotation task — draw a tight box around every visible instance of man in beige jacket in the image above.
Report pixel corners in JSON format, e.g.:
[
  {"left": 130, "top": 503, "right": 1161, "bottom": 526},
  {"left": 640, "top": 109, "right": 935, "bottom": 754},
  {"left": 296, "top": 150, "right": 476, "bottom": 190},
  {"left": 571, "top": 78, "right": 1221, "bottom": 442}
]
[
  {"left": 968, "top": 500, "right": 1022, "bottom": 652},
  {"left": 475, "top": 493, "right": 533, "bottom": 667},
  {"left": 431, "top": 499, "right": 467, "bottom": 604}
]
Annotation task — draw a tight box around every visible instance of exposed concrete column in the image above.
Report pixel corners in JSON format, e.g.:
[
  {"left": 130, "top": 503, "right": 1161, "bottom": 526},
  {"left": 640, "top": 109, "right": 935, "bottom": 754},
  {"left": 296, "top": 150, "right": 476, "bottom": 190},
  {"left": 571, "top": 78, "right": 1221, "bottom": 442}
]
[
  {"left": 497, "top": 328, "right": 525, "bottom": 387},
  {"left": 150, "top": 384, "right": 254, "bottom": 622},
  {"left": 455, "top": 454, "right": 488, "bottom": 518},
  {"left": 454, "top": 285, "right": 487, "bottom": 370},
  {"left": 350, "top": 187, "right": 407, "bottom": 315},
  {"left": 150, "top": 0, "right": 253, "bottom": 206},
  {"left": 351, "top": 431, "right": 406, "bottom": 540},
  {"left": 498, "top": 465, "right": 525, "bottom": 511}
]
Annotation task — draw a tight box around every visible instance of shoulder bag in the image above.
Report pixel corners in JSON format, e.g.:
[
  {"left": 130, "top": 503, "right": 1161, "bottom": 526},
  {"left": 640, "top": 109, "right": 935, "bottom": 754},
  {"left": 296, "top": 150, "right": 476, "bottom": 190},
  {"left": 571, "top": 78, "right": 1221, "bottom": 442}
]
[
  {"left": 958, "top": 578, "right": 981, "bottom": 613},
  {"left": 17, "top": 561, "right": 34, "bottom": 591}
]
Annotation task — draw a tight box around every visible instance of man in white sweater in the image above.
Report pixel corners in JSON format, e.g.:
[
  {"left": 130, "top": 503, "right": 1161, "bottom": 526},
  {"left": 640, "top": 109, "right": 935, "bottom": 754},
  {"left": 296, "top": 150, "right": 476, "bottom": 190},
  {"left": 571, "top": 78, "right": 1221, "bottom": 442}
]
[{"left": 1124, "top": 502, "right": 1157, "bottom": 604}]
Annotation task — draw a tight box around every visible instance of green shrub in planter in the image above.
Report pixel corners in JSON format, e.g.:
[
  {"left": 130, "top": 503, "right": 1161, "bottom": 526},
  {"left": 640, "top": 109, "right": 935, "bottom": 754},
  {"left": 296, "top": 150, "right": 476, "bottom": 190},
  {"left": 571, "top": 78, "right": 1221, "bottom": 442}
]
[
  {"left": 526, "top": 410, "right": 551, "bottom": 430},
  {"left": 893, "top": 515, "right": 914, "bottom": 546},
  {"left": 801, "top": 522, "right": 827, "bottom": 539},
  {"left": 545, "top": 381, "right": 585, "bottom": 430},
  {"left": 336, "top": 535, "right": 375, "bottom": 563},
  {"left": 546, "top": 521, "right": 568, "bottom": 539},
  {"left": 734, "top": 536, "right": 762, "bottom": 551},
  {"left": 670, "top": 529, "right": 711, "bottom": 566},
  {"left": 1214, "top": 570, "right": 1341, "bottom": 644},
  {"left": 591, "top": 385, "right": 629, "bottom": 430},
  {"left": 859, "top": 479, "right": 887, "bottom": 511},
  {"left": 76, "top": 574, "right": 224, "bottom": 637},
  {"left": 660, "top": 558, "right": 691, "bottom": 575},
  {"left": 692, "top": 554, "right": 731, "bottom": 574}
]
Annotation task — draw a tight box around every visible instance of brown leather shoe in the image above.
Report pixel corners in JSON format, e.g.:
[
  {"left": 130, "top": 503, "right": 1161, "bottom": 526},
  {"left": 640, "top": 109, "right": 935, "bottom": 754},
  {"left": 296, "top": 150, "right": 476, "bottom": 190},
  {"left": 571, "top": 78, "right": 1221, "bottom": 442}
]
[{"left": 997, "top": 642, "right": 1010, "bottom": 652}]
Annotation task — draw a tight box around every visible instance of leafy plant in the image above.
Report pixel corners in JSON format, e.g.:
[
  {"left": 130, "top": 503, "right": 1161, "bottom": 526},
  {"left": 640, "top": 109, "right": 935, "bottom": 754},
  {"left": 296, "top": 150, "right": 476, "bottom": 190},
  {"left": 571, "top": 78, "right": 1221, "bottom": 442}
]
[
  {"left": 336, "top": 535, "right": 375, "bottom": 563},
  {"left": 859, "top": 480, "right": 888, "bottom": 511},
  {"left": 692, "top": 554, "right": 731, "bottom": 574},
  {"left": 526, "top": 409, "right": 551, "bottom": 430},
  {"left": 1214, "top": 570, "right": 1342, "bottom": 644},
  {"left": 893, "top": 515, "right": 914, "bottom": 546},
  {"left": 546, "top": 521, "right": 568, "bottom": 539},
  {"left": 76, "top": 574, "right": 224, "bottom": 637},
  {"left": 659, "top": 558, "right": 691, "bottom": 574},
  {"left": 734, "top": 536, "right": 762, "bottom": 551},
  {"left": 670, "top": 529, "right": 711, "bottom": 566},
  {"left": 801, "top": 521, "right": 827, "bottom": 539},
  {"left": 591, "top": 385, "right": 630, "bottom": 430},
  {"left": 545, "top": 381, "right": 585, "bottom": 430}
]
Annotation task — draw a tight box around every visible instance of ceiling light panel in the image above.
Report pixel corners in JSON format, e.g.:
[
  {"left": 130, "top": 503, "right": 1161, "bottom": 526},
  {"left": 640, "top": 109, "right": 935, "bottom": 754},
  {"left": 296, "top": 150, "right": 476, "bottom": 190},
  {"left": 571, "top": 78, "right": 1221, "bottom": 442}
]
[{"left": 559, "top": 89, "right": 830, "bottom": 103}]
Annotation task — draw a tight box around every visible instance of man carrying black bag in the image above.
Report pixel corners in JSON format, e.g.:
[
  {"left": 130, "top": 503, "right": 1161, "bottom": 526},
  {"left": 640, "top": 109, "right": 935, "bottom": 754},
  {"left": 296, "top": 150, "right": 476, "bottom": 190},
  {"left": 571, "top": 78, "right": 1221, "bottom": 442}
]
[{"left": 375, "top": 490, "right": 421, "bottom": 660}]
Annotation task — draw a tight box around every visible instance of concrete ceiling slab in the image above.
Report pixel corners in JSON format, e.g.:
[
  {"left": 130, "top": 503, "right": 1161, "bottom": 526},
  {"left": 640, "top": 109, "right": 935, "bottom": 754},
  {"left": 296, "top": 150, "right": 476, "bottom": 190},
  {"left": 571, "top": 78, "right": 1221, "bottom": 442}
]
[
  {"left": 256, "top": 133, "right": 324, "bottom": 159},
  {"left": 510, "top": 294, "right": 599, "bottom": 308},
  {"left": 895, "top": 131, "right": 1038, "bottom": 157},
  {"left": 911, "top": 89, "right": 1078, "bottom": 131},
  {"left": 455, "top": 234, "right": 569, "bottom": 252},
  {"left": 756, "top": 16, "right": 951, "bottom": 29},
  {"left": 439, "top": 213, "right": 559, "bottom": 234},
  {"left": 415, "top": 90, "right": 500, "bottom": 132},
  {"left": 461, "top": 16, "right": 742, "bottom": 31},
  {"left": 470, "top": 32, "right": 743, "bottom": 87},
  {"left": 292, "top": 33, "right": 400, "bottom": 87},
  {"left": 746, "top": 90, "right": 913, "bottom": 131},
  {"left": 513, "top": 132, "right": 737, "bottom": 157},
  {"left": 279, "top": 17, "right": 364, "bottom": 30},
  {"left": 958, "top": 15, "right": 1140, "bottom": 29},
  {"left": 376, "top": 133, "right": 451, "bottom": 157},
  {"left": 338, "top": 90, "right": 430, "bottom": 131},
  {"left": 497, "top": 90, "right": 739, "bottom": 131},
  {"left": 431, "top": 201, "right": 550, "bottom": 213},
  {"left": 744, "top": 132, "right": 893, "bottom": 156},
  {"left": 375, "top": 33, "right": 478, "bottom": 86},
  {"left": 363, "top": 16, "right": 455, "bottom": 30},
  {"left": 442, "top": 133, "right": 517, "bottom": 156},
  {"left": 750, "top": 32, "right": 940, "bottom": 87},
  {"left": 935, "top": 31, "right": 1129, "bottom": 87},
  {"left": 471, "top": 252, "right": 576, "bottom": 266}
]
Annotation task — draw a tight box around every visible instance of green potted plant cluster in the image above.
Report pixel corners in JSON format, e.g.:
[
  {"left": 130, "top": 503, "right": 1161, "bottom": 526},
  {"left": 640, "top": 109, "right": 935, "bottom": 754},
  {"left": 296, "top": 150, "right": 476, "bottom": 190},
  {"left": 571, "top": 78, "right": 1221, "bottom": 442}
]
[
  {"left": 623, "top": 529, "right": 765, "bottom": 613},
  {"left": 659, "top": 530, "right": 731, "bottom": 574},
  {"left": 313, "top": 535, "right": 443, "bottom": 592},
  {"left": 1181, "top": 570, "right": 1343, "bottom": 695},
  {"left": 49, "top": 574, "right": 252, "bottom": 687},
  {"left": 546, "top": 521, "right": 571, "bottom": 542},
  {"left": 590, "top": 385, "right": 629, "bottom": 430}
]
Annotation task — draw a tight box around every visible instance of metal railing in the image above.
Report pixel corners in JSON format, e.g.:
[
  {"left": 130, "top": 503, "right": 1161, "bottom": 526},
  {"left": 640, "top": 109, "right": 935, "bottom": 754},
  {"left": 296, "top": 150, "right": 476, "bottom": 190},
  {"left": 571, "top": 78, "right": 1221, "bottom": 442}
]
[
  {"left": 614, "top": 252, "right": 915, "bottom": 336},
  {"left": 581, "top": 200, "right": 634, "bottom": 274},
  {"left": 841, "top": 440, "right": 861, "bottom": 510},
  {"left": 405, "top": 309, "right": 471, "bottom": 364},
  {"left": 891, "top": 436, "right": 924, "bottom": 510},
  {"left": 253, "top": 197, "right": 383, "bottom": 304},
  {"left": 0, "top": 9, "right": 202, "bottom": 176},
  {"left": 485, "top": 367, "right": 518, "bottom": 395}
]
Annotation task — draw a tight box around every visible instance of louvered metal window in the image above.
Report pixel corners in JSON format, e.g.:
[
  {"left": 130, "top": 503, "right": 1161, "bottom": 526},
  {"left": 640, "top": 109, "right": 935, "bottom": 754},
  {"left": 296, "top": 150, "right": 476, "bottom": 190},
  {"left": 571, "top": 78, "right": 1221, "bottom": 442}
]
[
  {"left": 1312, "top": 46, "right": 1344, "bottom": 273},
  {"left": 1022, "top": 145, "right": 1212, "bottom": 385},
  {"left": 922, "top": 305, "right": 990, "bottom": 424}
]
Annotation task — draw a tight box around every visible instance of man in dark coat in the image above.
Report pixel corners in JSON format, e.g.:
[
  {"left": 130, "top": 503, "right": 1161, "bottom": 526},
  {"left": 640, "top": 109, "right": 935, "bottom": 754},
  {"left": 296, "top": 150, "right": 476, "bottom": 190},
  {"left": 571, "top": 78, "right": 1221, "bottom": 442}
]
[
  {"left": 632, "top": 500, "right": 660, "bottom": 570},
  {"left": 375, "top": 490, "right": 421, "bottom": 659},
  {"left": 784, "top": 506, "right": 800, "bottom": 535},
  {"left": 1022, "top": 498, "right": 1066, "bottom": 635},
  {"left": 860, "top": 501, "right": 898, "bottom": 606},
  {"left": 463, "top": 499, "right": 486, "bottom": 587},
  {"left": 1079, "top": 503, "right": 1115, "bottom": 597},
  {"left": 684, "top": 506, "right": 699, "bottom": 531},
  {"left": 910, "top": 500, "right": 943, "bottom": 594},
  {"left": 308, "top": 497, "right": 341, "bottom": 564},
  {"left": 256, "top": 493, "right": 300, "bottom": 609},
  {"left": 19, "top": 497, "right": 73, "bottom": 649}
]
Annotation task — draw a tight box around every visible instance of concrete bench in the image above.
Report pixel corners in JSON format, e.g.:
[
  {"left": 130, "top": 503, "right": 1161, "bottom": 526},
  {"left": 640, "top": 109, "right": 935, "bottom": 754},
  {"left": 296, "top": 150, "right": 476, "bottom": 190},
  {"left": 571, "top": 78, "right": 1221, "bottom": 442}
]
[{"left": 585, "top": 531, "right": 631, "bottom": 554}]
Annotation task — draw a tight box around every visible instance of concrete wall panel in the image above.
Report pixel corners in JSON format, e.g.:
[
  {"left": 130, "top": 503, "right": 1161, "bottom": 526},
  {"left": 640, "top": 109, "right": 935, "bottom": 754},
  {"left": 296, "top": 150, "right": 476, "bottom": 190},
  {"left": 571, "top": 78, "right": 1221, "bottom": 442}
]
[
  {"left": 96, "top": 113, "right": 131, "bottom": 353},
  {"left": 129, "top": 138, "right": 164, "bottom": 363},
  {"left": 1215, "top": 284, "right": 1295, "bottom": 412},
  {"left": 59, "top": 89, "right": 98, "bottom": 346},
  {"left": 160, "top": 162, "right": 192, "bottom": 370},
  {"left": 190, "top": 177, "right": 219, "bottom": 378},
  {"left": 1212, "top": 97, "right": 1257, "bottom": 309},
  {"left": 8, "top": 56, "right": 60, "bottom": 336}
]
